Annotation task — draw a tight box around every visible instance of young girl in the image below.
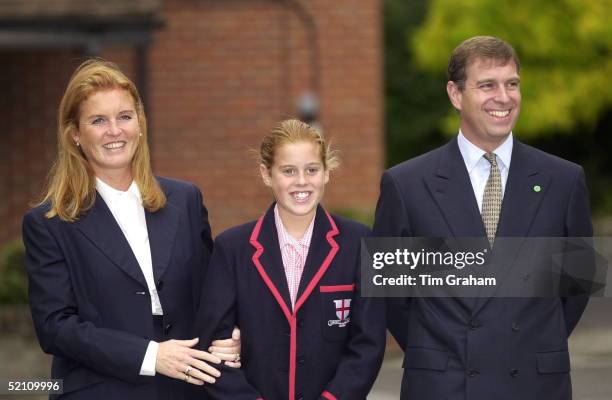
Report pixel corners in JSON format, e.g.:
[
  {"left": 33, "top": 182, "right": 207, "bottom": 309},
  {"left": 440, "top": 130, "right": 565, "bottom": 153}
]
[{"left": 196, "top": 119, "right": 386, "bottom": 400}]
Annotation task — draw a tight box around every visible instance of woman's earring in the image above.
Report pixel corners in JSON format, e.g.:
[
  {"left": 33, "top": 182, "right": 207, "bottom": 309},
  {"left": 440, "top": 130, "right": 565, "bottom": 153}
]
[
  {"left": 76, "top": 141, "right": 80, "bottom": 147},
  {"left": 139, "top": 132, "right": 143, "bottom": 137}
]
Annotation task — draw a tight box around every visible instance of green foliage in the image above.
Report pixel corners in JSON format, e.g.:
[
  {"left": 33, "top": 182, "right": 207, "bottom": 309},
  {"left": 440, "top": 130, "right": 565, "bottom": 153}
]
[
  {"left": 384, "top": 0, "right": 449, "bottom": 167},
  {"left": 332, "top": 208, "right": 374, "bottom": 228},
  {"left": 0, "top": 240, "right": 28, "bottom": 305},
  {"left": 411, "top": 0, "right": 612, "bottom": 137}
]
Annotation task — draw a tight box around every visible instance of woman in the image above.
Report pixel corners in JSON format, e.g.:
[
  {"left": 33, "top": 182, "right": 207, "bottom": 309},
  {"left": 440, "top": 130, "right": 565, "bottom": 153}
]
[
  {"left": 23, "top": 59, "right": 240, "bottom": 399},
  {"left": 196, "top": 119, "right": 386, "bottom": 399}
]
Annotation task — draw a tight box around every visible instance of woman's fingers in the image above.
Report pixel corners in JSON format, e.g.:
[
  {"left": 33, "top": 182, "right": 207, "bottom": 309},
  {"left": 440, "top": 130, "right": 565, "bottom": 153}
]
[
  {"left": 210, "top": 337, "right": 239, "bottom": 351},
  {"left": 185, "top": 365, "right": 216, "bottom": 384},
  {"left": 173, "top": 337, "right": 199, "bottom": 347},
  {"left": 189, "top": 348, "right": 222, "bottom": 365},
  {"left": 156, "top": 339, "right": 221, "bottom": 385},
  {"left": 181, "top": 370, "right": 205, "bottom": 386},
  {"left": 210, "top": 332, "right": 240, "bottom": 362},
  {"left": 224, "top": 360, "right": 242, "bottom": 369}
]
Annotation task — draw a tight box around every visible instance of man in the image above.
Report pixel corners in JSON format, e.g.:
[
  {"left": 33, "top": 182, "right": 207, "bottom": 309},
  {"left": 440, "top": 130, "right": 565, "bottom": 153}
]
[{"left": 373, "top": 36, "right": 592, "bottom": 400}]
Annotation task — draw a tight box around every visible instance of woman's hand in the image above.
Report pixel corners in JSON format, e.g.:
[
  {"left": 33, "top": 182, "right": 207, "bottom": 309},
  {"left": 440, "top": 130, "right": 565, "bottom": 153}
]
[
  {"left": 155, "top": 338, "right": 221, "bottom": 385},
  {"left": 209, "top": 327, "right": 242, "bottom": 368}
]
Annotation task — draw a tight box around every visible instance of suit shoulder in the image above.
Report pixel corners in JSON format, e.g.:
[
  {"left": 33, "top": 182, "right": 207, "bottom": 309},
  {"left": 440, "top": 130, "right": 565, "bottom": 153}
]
[
  {"left": 215, "top": 220, "right": 258, "bottom": 246},
  {"left": 330, "top": 214, "right": 371, "bottom": 237},
  {"left": 385, "top": 144, "right": 446, "bottom": 180},
  {"left": 22, "top": 203, "right": 65, "bottom": 241},
  {"left": 156, "top": 177, "right": 205, "bottom": 209},
  {"left": 25, "top": 202, "right": 51, "bottom": 217},
  {"left": 517, "top": 142, "right": 583, "bottom": 174},
  {"left": 156, "top": 176, "right": 199, "bottom": 194},
  {"left": 23, "top": 204, "right": 50, "bottom": 226}
]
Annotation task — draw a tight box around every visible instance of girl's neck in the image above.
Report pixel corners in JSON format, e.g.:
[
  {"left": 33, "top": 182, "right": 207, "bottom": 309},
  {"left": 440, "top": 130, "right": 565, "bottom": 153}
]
[{"left": 278, "top": 207, "right": 316, "bottom": 240}]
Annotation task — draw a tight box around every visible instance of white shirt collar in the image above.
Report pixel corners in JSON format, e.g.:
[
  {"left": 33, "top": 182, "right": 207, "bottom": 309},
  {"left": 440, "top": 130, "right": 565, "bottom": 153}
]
[
  {"left": 95, "top": 177, "right": 142, "bottom": 206},
  {"left": 457, "top": 130, "right": 513, "bottom": 172}
]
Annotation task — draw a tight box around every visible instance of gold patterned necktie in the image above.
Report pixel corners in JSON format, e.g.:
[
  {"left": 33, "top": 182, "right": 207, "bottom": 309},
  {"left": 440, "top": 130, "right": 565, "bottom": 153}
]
[{"left": 482, "top": 152, "right": 502, "bottom": 245}]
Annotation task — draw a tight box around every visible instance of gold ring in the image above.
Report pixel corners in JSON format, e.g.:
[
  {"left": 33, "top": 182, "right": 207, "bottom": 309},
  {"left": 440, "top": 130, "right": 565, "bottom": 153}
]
[
  {"left": 234, "top": 354, "right": 241, "bottom": 362},
  {"left": 185, "top": 366, "right": 192, "bottom": 375},
  {"left": 184, "top": 373, "right": 190, "bottom": 382}
]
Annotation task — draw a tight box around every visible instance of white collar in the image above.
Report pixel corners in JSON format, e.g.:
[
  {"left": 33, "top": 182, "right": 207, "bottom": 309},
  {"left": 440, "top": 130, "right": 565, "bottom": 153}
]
[
  {"left": 95, "top": 177, "right": 142, "bottom": 206},
  {"left": 457, "top": 130, "right": 513, "bottom": 172}
]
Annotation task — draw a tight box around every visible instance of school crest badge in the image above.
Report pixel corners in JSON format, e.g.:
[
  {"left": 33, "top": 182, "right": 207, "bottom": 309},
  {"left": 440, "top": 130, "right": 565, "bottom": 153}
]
[{"left": 328, "top": 298, "right": 351, "bottom": 327}]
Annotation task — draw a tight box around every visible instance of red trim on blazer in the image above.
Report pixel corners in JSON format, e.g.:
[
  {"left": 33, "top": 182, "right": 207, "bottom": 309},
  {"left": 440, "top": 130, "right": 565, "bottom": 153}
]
[
  {"left": 250, "top": 210, "right": 340, "bottom": 400},
  {"left": 249, "top": 216, "right": 293, "bottom": 322},
  {"left": 319, "top": 284, "right": 355, "bottom": 292},
  {"left": 321, "top": 390, "right": 338, "bottom": 400}
]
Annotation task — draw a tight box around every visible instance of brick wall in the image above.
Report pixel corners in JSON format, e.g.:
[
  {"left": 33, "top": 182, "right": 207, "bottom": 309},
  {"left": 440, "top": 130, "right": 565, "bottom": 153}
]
[
  {"left": 0, "top": 50, "right": 78, "bottom": 245},
  {"left": 148, "top": 0, "right": 383, "bottom": 234},
  {"left": 0, "top": 0, "right": 383, "bottom": 244}
]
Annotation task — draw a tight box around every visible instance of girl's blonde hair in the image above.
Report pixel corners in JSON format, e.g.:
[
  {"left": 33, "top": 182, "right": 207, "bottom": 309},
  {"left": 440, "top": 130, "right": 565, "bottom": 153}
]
[
  {"left": 38, "top": 58, "right": 165, "bottom": 221},
  {"left": 258, "top": 119, "right": 339, "bottom": 170}
]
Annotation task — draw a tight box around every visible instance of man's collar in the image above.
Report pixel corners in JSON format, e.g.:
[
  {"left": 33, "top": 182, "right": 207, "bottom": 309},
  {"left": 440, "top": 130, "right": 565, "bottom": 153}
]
[{"left": 457, "top": 130, "right": 513, "bottom": 171}]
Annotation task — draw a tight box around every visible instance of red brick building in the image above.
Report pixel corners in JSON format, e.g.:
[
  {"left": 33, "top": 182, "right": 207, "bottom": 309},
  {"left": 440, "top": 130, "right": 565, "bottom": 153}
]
[{"left": 0, "top": 0, "right": 383, "bottom": 245}]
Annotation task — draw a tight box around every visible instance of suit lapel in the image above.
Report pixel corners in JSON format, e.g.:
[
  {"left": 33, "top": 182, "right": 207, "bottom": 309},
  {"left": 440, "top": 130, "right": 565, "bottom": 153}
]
[
  {"left": 294, "top": 206, "right": 339, "bottom": 313},
  {"left": 75, "top": 194, "right": 147, "bottom": 288},
  {"left": 472, "top": 140, "right": 550, "bottom": 314},
  {"left": 250, "top": 204, "right": 340, "bottom": 318},
  {"left": 296, "top": 206, "right": 332, "bottom": 301},
  {"left": 424, "top": 138, "right": 487, "bottom": 237},
  {"left": 496, "top": 140, "right": 549, "bottom": 238},
  {"left": 146, "top": 199, "right": 180, "bottom": 285},
  {"left": 424, "top": 139, "right": 487, "bottom": 312},
  {"left": 251, "top": 205, "right": 294, "bottom": 315}
]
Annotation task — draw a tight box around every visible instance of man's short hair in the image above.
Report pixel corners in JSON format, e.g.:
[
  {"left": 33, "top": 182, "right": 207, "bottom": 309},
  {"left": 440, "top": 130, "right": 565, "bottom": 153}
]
[{"left": 448, "top": 36, "right": 520, "bottom": 90}]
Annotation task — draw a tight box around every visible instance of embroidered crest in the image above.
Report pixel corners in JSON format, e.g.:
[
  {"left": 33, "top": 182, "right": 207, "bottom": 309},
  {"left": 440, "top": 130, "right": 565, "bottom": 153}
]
[{"left": 328, "top": 298, "right": 351, "bottom": 327}]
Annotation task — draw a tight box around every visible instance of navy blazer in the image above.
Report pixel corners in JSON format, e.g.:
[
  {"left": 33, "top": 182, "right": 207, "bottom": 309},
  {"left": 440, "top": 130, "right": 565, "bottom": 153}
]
[
  {"left": 23, "top": 177, "right": 213, "bottom": 400},
  {"left": 195, "top": 204, "right": 386, "bottom": 400},
  {"left": 373, "top": 138, "right": 592, "bottom": 400}
]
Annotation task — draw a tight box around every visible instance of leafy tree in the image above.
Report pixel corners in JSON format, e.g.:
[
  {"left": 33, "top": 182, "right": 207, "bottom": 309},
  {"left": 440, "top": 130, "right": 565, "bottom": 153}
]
[
  {"left": 411, "top": 0, "right": 612, "bottom": 137},
  {"left": 384, "top": 0, "right": 448, "bottom": 167},
  {"left": 0, "top": 240, "right": 27, "bottom": 305}
]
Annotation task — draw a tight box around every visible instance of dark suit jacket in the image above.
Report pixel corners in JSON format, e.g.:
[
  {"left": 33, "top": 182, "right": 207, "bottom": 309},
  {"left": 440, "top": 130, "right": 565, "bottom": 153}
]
[
  {"left": 373, "top": 137, "right": 592, "bottom": 400},
  {"left": 194, "top": 204, "right": 386, "bottom": 400},
  {"left": 23, "top": 177, "right": 213, "bottom": 400}
]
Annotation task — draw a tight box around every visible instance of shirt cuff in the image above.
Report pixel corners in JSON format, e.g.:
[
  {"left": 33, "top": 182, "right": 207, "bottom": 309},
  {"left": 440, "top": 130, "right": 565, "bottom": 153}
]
[{"left": 139, "top": 341, "right": 159, "bottom": 376}]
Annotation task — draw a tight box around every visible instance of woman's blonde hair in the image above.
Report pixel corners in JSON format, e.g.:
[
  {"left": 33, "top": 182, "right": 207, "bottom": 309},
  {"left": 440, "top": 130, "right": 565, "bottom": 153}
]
[
  {"left": 38, "top": 58, "right": 166, "bottom": 221},
  {"left": 258, "top": 119, "right": 339, "bottom": 171}
]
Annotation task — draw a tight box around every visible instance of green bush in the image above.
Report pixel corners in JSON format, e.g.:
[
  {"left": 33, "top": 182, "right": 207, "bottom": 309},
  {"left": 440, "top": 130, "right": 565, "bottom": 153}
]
[
  {"left": 0, "top": 240, "right": 28, "bottom": 305},
  {"left": 332, "top": 208, "right": 375, "bottom": 229}
]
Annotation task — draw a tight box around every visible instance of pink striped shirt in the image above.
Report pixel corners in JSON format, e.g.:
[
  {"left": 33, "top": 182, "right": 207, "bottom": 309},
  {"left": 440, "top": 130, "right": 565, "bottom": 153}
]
[{"left": 274, "top": 204, "right": 315, "bottom": 309}]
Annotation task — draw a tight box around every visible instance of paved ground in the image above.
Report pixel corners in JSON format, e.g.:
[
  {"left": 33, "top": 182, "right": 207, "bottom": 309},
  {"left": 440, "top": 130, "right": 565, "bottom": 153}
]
[{"left": 1, "top": 298, "right": 610, "bottom": 399}]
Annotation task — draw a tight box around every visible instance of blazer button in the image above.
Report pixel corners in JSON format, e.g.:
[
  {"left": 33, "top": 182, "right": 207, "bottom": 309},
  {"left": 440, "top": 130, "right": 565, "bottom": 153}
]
[
  {"left": 512, "top": 322, "right": 520, "bottom": 332},
  {"left": 157, "top": 280, "right": 164, "bottom": 292},
  {"left": 469, "top": 320, "right": 480, "bottom": 330},
  {"left": 297, "top": 356, "right": 305, "bottom": 365},
  {"left": 164, "top": 323, "right": 172, "bottom": 335},
  {"left": 467, "top": 369, "right": 479, "bottom": 377},
  {"left": 510, "top": 368, "right": 520, "bottom": 377}
]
